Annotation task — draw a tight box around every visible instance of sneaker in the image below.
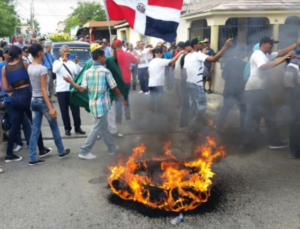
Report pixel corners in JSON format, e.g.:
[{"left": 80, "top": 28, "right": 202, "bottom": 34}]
[
  {"left": 269, "top": 142, "right": 289, "bottom": 150},
  {"left": 207, "top": 89, "right": 212, "bottom": 94},
  {"left": 139, "top": 90, "right": 144, "bottom": 94},
  {"left": 97, "top": 135, "right": 102, "bottom": 140},
  {"left": 79, "top": 152, "right": 97, "bottom": 160},
  {"left": 13, "top": 145, "right": 23, "bottom": 152},
  {"left": 59, "top": 149, "right": 71, "bottom": 158},
  {"left": 39, "top": 147, "right": 53, "bottom": 158},
  {"left": 5, "top": 154, "right": 22, "bottom": 163},
  {"left": 145, "top": 92, "right": 150, "bottom": 95},
  {"left": 109, "top": 151, "right": 116, "bottom": 156},
  {"left": 29, "top": 159, "right": 45, "bottom": 166},
  {"left": 112, "top": 132, "right": 124, "bottom": 138}
]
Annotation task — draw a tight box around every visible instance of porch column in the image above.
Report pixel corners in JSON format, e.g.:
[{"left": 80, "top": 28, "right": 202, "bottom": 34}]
[
  {"left": 273, "top": 24, "right": 280, "bottom": 50},
  {"left": 210, "top": 25, "right": 219, "bottom": 51}
]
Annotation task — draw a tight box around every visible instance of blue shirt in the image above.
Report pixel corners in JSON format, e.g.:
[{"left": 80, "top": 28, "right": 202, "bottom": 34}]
[
  {"left": 0, "top": 61, "right": 11, "bottom": 102},
  {"left": 104, "top": 46, "right": 112, "bottom": 57},
  {"left": 42, "top": 51, "right": 55, "bottom": 70},
  {"left": 163, "top": 51, "right": 172, "bottom": 68}
]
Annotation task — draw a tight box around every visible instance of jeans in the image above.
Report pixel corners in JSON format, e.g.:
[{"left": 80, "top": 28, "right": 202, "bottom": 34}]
[
  {"left": 149, "top": 86, "right": 164, "bottom": 114},
  {"left": 165, "top": 68, "right": 173, "bottom": 90},
  {"left": 4, "top": 102, "right": 32, "bottom": 146},
  {"left": 47, "top": 69, "right": 54, "bottom": 98},
  {"left": 29, "top": 98, "right": 64, "bottom": 162},
  {"left": 138, "top": 67, "right": 149, "bottom": 93},
  {"left": 217, "top": 93, "right": 246, "bottom": 129},
  {"left": 6, "top": 87, "right": 45, "bottom": 157},
  {"left": 179, "top": 80, "right": 190, "bottom": 128},
  {"left": 131, "top": 66, "right": 138, "bottom": 90},
  {"left": 115, "top": 83, "right": 131, "bottom": 123},
  {"left": 108, "top": 104, "right": 117, "bottom": 134},
  {"left": 80, "top": 111, "right": 116, "bottom": 155},
  {"left": 57, "top": 91, "right": 81, "bottom": 131},
  {"left": 243, "top": 90, "right": 280, "bottom": 145},
  {"left": 187, "top": 83, "right": 207, "bottom": 130}
]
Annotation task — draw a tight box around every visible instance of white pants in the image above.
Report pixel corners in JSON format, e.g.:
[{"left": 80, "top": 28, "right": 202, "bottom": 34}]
[{"left": 107, "top": 104, "right": 118, "bottom": 134}]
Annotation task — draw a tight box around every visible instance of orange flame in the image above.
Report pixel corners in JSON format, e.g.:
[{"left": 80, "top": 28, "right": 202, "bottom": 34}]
[{"left": 108, "top": 137, "right": 226, "bottom": 212}]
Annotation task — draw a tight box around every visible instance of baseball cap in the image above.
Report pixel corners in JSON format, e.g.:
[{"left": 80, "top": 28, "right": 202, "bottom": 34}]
[
  {"left": 203, "top": 38, "right": 210, "bottom": 43},
  {"left": 260, "top": 36, "right": 279, "bottom": 45},
  {"left": 184, "top": 40, "right": 191, "bottom": 47},
  {"left": 113, "top": 39, "right": 122, "bottom": 48},
  {"left": 155, "top": 48, "right": 163, "bottom": 54},
  {"left": 191, "top": 36, "right": 203, "bottom": 47},
  {"left": 90, "top": 43, "right": 101, "bottom": 52},
  {"left": 3, "top": 46, "right": 9, "bottom": 53},
  {"left": 176, "top": 41, "right": 185, "bottom": 48},
  {"left": 85, "top": 35, "right": 90, "bottom": 39}
]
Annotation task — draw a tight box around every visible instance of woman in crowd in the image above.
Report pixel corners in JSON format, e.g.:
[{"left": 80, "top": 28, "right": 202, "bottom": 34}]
[
  {"left": 27, "top": 44, "right": 70, "bottom": 165},
  {"left": 1, "top": 45, "right": 51, "bottom": 162}
]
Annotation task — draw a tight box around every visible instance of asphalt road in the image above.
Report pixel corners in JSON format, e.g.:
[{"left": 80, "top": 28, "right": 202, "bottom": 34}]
[{"left": 0, "top": 90, "right": 300, "bottom": 229}]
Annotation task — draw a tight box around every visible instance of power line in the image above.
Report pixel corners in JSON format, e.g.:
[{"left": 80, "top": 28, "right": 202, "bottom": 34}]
[{"left": 16, "top": 1, "right": 30, "bottom": 11}]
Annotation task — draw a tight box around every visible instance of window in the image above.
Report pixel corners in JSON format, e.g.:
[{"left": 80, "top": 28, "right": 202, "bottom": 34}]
[{"left": 121, "top": 30, "right": 128, "bottom": 42}]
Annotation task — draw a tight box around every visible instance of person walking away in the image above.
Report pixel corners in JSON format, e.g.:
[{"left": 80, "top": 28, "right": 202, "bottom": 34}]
[
  {"left": 216, "top": 46, "right": 247, "bottom": 130},
  {"left": 137, "top": 42, "right": 157, "bottom": 94},
  {"left": 127, "top": 43, "right": 138, "bottom": 90},
  {"left": 242, "top": 36, "right": 298, "bottom": 149},
  {"left": 27, "top": 44, "right": 70, "bottom": 165},
  {"left": 174, "top": 42, "right": 185, "bottom": 108},
  {"left": 184, "top": 37, "right": 233, "bottom": 133},
  {"left": 42, "top": 41, "right": 56, "bottom": 100},
  {"left": 22, "top": 47, "right": 31, "bottom": 64},
  {"left": 1, "top": 45, "right": 51, "bottom": 162},
  {"left": 64, "top": 48, "right": 127, "bottom": 160},
  {"left": 148, "top": 48, "right": 184, "bottom": 114},
  {"left": 114, "top": 40, "right": 139, "bottom": 123},
  {"left": 53, "top": 45, "right": 86, "bottom": 136},
  {"left": 202, "top": 39, "right": 215, "bottom": 94},
  {"left": 163, "top": 45, "right": 173, "bottom": 90}
]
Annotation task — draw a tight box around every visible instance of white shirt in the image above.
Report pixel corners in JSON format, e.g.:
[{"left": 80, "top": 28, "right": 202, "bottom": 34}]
[
  {"left": 175, "top": 54, "right": 184, "bottom": 79},
  {"left": 184, "top": 51, "right": 208, "bottom": 86},
  {"left": 245, "top": 50, "right": 278, "bottom": 90},
  {"left": 53, "top": 58, "right": 82, "bottom": 92},
  {"left": 148, "top": 58, "right": 170, "bottom": 87},
  {"left": 137, "top": 48, "right": 150, "bottom": 68}
]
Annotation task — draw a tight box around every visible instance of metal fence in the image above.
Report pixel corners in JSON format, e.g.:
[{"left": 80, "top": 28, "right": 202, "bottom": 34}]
[
  {"left": 278, "top": 24, "right": 300, "bottom": 49},
  {"left": 218, "top": 25, "right": 273, "bottom": 53},
  {"left": 189, "top": 26, "right": 211, "bottom": 41}
]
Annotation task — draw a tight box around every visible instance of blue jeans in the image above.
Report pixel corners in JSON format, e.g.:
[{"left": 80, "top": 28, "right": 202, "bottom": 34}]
[
  {"left": 80, "top": 111, "right": 116, "bottom": 155},
  {"left": 4, "top": 102, "right": 31, "bottom": 146},
  {"left": 138, "top": 67, "right": 149, "bottom": 93},
  {"left": 115, "top": 83, "right": 131, "bottom": 123},
  {"left": 29, "top": 98, "right": 64, "bottom": 162},
  {"left": 187, "top": 83, "right": 207, "bottom": 130},
  {"left": 6, "top": 87, "right": 45, "bottom": 157}
]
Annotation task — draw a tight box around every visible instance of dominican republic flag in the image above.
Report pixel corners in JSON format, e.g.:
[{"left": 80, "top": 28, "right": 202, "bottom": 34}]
[{"left": 105, "top": 0, "right": 183, "bottom": 42}]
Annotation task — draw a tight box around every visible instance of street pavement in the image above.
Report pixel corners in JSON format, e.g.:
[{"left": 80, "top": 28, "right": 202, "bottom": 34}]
[{"left": 0, "top": 89, "right": 300, "bottom": 229}]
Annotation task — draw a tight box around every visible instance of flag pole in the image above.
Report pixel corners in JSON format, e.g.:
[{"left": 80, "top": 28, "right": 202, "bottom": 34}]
[{"left": 103, "top": 0, "right": 112, "bottom": 43}]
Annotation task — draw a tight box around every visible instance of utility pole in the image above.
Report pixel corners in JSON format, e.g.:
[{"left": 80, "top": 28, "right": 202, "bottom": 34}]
[{"left": 30, "top": 0, "right": 34, "bottom": 32}]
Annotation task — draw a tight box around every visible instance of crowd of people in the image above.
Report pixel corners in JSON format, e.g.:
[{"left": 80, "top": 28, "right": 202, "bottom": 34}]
[{"left": 1, "top": 32, "right": 300, "bottom": 174}]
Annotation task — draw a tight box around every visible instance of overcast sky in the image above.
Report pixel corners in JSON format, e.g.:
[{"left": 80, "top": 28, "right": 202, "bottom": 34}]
[{"left": 15, "top": 0, "right": 193, "bottom": 34}]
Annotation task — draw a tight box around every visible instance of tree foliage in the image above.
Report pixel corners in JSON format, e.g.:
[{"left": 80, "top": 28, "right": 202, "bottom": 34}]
[
  {"left": 0, "top": 0, "right": 19, "bottom": 37},
  {"left": 27, "top": 19, "right": 41, "bottom": 33},
  {"left": 64, "top": 1, "right": 106, "bottom": 32}
]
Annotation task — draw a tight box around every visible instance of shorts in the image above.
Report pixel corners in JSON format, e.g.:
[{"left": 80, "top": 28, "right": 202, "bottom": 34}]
[{"left": 203, "top": 68, "right": 213, "bottom": 81}]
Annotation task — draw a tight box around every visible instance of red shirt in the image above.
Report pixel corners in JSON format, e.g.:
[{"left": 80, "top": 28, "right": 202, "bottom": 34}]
[{"left": 117, "top": 50, "right": 139, "bottom": 83}]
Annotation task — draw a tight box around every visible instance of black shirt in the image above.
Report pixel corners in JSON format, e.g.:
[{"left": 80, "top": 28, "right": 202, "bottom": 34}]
[{"left": 204, "top": 48, "right": 215, "bottom": 70}]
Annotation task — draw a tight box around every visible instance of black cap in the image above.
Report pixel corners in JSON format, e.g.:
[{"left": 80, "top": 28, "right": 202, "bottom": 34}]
[
  {"left": 260, "top": 36, "right": 279, "bottom": 45},
  {"left": 191, "top": 36, "right": 203, "bottom": 47},
  {"left": 176, "top": 41, "right": 185, "bottom": 48},
  {"left": 184, "top": 40, "right": 191, "bottom": 47},
  {"left": 155, "top": 48, "right": 163, "bottom": 54}
]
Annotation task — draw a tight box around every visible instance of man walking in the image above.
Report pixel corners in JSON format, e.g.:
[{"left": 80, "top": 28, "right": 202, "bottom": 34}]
[
  {"left": 114, "top": 40, "right": 139, "bottom": 122},
  {"left": 202, "top": 38, "right": 215, "bottom": 94},
  {"left": 53, "top": 45, "right": 86, "bottom": 136},
  {"left": 242, "top": 36, "right": 299, "bottom": 149},
  {"left": 184, "top": 36, "right": 233, "bottom": 133},
  {"left": 42, "top": 41, "right": 55, "bottom": 99},
  {"left": 64, "top": 48, "right": 127, "bottom": 159}
]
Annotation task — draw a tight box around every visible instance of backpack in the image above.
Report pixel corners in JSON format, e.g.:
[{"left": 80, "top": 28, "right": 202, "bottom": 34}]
[{"left": 283, "top": 53, "right": 300, "bottom": 88}]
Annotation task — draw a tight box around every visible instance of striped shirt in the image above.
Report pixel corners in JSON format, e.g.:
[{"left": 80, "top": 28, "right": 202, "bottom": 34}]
[{"left": 81, "top": 63, "right": 117, "bottom": 118}]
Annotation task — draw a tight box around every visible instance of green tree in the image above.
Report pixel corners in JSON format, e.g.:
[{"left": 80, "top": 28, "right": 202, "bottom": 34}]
[
  {"left": 0, "top": 0, "right": 19, "bottom": 37},
  {"left": 27, "top": 19, "right": 41, "bottom": 33},
  {"left": 64, "top": 1, "right": 106, "bottom": 32}
]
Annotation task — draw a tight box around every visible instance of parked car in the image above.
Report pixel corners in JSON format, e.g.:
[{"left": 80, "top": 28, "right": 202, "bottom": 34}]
[{"left": 51, "top": 42, "right": 91, "bottom": 95}]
